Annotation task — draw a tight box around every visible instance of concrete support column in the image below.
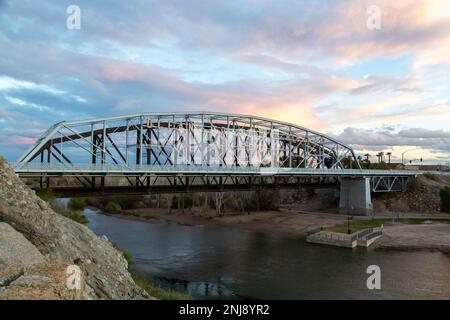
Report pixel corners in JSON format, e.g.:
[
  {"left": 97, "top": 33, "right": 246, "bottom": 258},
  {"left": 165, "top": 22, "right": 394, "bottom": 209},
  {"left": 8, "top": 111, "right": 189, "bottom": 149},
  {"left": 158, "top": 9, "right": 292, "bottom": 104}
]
[{"left": 339, "top": 177, "right": 373, "bottom": 216}]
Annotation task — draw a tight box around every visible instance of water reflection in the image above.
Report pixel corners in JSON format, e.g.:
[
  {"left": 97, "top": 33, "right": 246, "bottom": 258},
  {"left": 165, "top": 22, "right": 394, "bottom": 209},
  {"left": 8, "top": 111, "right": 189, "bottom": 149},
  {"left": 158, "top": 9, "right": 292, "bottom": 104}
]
[{"left": 83, "top": 208, "right": 450, "bottom": 300}]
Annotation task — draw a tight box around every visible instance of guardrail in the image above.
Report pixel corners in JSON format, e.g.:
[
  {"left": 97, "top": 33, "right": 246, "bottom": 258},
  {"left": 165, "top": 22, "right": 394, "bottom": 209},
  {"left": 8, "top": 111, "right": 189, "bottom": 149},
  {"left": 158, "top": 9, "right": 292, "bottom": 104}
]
[
  {"left": 365, "top": 230, "right": 383, "bottom": 241},
  {"left": 356, "top": 228, "right": 374, "bottom": 238},
  {"left": 11, "top": 162, "right": 417, "bottom": 177}
]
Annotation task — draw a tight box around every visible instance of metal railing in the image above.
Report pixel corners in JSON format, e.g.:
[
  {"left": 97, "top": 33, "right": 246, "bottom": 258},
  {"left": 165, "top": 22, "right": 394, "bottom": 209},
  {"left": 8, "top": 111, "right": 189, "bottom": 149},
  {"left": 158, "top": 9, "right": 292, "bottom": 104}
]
[
  {"left": 365, "top": 230, "right": 383, "bottom": 241},
  {"left": 356, "top": 228, "right": 374, "bottom": 239},
  {"left": 11, "top": 162, "right": 417, "bottom": 177}
]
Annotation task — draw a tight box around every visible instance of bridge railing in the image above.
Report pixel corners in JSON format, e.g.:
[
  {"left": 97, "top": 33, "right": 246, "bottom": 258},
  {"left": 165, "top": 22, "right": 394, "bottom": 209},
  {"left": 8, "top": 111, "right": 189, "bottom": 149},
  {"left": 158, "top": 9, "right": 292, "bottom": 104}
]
[{"left": 10, "top": 162, "right": 417, "bottom": 177}]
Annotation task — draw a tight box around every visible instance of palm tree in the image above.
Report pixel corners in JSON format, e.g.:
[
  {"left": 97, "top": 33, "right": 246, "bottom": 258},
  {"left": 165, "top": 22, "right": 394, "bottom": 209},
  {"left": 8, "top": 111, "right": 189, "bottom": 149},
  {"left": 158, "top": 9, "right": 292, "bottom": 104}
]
[
  {"left": 364, "top": 153, "right": 370, "bottom": 162},
  {"left": 376, "top": 152, "right": 382, "bottom": 163},
  {"left": 386, "top": 152, "right": 392, "bottom": 164}
]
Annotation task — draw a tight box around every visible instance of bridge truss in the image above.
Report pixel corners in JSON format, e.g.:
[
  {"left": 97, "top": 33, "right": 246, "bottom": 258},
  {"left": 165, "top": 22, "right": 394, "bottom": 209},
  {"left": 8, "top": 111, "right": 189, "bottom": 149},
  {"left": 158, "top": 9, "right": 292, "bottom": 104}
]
[{"left": 13, "top": 112, "right": 414, "bottom": 195}]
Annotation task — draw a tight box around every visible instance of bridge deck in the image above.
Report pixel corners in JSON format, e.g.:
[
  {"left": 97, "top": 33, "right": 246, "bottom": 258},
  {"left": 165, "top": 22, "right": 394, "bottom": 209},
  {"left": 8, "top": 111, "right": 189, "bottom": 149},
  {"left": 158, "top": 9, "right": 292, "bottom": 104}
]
[{"left": 12, "top": 163, "right": 416, "bottom": 177}]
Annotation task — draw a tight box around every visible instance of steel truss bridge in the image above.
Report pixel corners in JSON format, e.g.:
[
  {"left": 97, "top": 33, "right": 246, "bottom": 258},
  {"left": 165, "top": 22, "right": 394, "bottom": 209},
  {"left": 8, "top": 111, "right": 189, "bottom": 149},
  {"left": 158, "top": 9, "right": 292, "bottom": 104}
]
[{"left": 12, "top": 112, "right": 415, "bottom": 196}]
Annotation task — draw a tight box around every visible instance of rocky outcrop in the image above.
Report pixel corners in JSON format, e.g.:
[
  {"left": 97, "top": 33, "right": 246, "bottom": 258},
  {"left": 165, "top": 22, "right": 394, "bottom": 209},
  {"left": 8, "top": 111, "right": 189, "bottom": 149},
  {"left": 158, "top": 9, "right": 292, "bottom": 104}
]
[
  {"left": 373, "top": 174, "right": 450, "bottom": 214},
  {"left": 0, "top": 157, "right": 151, "bottom": 299}
]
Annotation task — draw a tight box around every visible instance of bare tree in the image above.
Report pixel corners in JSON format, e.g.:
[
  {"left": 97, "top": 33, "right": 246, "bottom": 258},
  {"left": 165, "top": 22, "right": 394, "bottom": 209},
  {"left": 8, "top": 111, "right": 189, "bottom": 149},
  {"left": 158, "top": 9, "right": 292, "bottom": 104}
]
[{"left": 214, "top": 192, "right": 224, "bottom": 216}]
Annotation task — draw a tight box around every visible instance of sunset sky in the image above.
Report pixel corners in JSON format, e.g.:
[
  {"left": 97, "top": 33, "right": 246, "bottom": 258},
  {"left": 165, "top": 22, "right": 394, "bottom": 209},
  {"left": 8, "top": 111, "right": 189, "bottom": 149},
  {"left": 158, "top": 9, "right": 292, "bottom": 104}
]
[{"left": 1, "top": 0, "right": 449, "bottom": 164}]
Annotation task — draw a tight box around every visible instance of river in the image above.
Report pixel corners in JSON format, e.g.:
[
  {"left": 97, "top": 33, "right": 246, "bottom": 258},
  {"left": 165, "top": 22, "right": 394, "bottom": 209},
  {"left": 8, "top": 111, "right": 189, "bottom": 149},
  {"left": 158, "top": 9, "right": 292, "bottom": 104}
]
[{"left": 83, "top": 207, "right": 450, "bottom": 299}]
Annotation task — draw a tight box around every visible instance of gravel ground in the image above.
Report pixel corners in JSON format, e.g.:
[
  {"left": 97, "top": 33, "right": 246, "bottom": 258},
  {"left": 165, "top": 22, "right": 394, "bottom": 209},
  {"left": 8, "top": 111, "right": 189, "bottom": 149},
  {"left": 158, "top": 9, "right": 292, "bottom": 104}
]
[{"left": 376, "top": 224, "right": 450, "bottom": 252}]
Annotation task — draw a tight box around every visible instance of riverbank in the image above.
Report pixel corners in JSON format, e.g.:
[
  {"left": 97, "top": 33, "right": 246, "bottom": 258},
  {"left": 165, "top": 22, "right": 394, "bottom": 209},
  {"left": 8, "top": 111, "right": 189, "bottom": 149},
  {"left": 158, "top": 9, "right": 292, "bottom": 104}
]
[
  {"left": 108, "top": 207, "right": 450, "bottom": 253},
  {"left": 109, "top": 208, "right": 349, "bottom": 239}
]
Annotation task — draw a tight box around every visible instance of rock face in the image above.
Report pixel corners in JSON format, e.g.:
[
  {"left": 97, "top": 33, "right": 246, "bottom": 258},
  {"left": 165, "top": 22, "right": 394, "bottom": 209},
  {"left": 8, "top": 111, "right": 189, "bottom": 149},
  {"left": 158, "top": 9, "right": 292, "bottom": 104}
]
[
  {"left": 0, "top": 222, "right": 45, "bottom": 270},
  {"left": 0, "top": 157, "right": 151, "bottom": 299},
  {"left": 373, "top": 174, "right": 450, "bottom": 214}
]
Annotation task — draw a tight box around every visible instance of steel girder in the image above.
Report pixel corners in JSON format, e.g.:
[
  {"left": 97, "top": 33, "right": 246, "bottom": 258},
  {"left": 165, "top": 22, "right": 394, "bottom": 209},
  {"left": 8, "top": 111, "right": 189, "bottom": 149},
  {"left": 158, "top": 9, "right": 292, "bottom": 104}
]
[
  {"left": 371, "top": 176, "right": 409, "bottom": 192},
  {"left": 19, "top": 172, "right": 340, "bottom": 197},
  {"left": 15, "top": 112, "right": 360, "bottom": 171}
]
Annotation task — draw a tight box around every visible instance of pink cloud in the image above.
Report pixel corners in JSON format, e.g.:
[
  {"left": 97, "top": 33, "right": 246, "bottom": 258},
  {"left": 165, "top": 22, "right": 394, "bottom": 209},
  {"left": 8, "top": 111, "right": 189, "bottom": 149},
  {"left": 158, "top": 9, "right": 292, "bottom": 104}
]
[{"left": 1, "top": 136, "right": 36, "bottom": 146}]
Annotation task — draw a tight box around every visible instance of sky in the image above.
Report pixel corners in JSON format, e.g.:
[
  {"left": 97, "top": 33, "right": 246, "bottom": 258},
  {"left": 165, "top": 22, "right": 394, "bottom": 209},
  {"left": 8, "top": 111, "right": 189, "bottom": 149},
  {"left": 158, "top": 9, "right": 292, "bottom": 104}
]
[{"left": 0, "top": 0, "right": 450, "bottom": 164}]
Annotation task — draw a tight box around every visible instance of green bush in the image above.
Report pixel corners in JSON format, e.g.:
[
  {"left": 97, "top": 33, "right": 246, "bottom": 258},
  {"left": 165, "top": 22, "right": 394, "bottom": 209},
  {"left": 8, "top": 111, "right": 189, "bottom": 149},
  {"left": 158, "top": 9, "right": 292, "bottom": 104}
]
[
  {"left": 440, "top": 187, "right": 450, "bottom": 213},
  {"left": 50, "top": 202, "right": 89, "bottom": 224},
  {"left": 132, "top": 274, "right": 192, "bottom": 300},
  {"left": 68, "top": 198, "right": 86, "bottom": 210},
  {"left": 36, "top": 188, "right": 58, "bottom": 201},
  {"left": 115, "top": 195, "right": 145, "bottom": 209},
  {"left": 122, "top": 250, "right": 134, "bottom": 269},
  {"left": 105, "top": 200, "right": 122, "bottom": 214}
]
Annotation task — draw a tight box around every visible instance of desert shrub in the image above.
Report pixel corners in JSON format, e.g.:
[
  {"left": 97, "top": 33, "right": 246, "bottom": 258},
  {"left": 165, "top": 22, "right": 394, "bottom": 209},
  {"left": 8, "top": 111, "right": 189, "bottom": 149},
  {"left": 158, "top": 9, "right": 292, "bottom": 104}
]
[
  {"left": 132, "top": 274, "right": 191, "bottom": 300},
  {"left": 68, "top": 197, "right": 86, "bottom": 210},
  {"left": 36, "top": 188, "right": 58, "bottom": 201},
  {"left": 116, "top": 195, "right": 145, "bottom": 209},
  {"left": 122, "top": 250, "right": 134, "bottom": 269},
  {"left": 223, "top": 192, "right": 248, "bottom": 212},
  {"left": 170, "top": 194, "right": 195, "bottom": 209},
  {"left": 440, "top": 187, "right": 450, "bottom": 213},
  {"left": 50, "top": 202, "right": 89, "bottom": 224},
  {"left": 423, "top": 172, "right": 438, "bottom": 181},
  {"left": 257, "top": 190, "right": 280, "bottom": 210},
  {"left": 406, "top": 177, "right": 420, "bottom": 193},
  {"left": 105, "top": 200, "right": 122, "bottom": 214},
  {"left": 237, "top": 190, "right": 280, "bottom": 211}
]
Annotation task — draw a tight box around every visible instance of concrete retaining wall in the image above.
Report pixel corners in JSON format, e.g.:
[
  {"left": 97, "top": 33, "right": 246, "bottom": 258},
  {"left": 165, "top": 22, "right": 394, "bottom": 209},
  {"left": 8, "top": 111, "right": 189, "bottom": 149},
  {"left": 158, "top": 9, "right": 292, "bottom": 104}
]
[{"left": 306, "top": 228, "right": 383, "bottom": 248}]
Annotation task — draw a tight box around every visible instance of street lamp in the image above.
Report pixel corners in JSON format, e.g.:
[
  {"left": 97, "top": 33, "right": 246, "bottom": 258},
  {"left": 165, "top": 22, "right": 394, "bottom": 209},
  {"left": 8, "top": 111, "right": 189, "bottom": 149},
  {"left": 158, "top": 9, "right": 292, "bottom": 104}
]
[
  {"left": 401, "top": 148, "right": 420, "bottom": 165},
  {"left": 347, "top": 215, "right": 353, "bottom": 234}
]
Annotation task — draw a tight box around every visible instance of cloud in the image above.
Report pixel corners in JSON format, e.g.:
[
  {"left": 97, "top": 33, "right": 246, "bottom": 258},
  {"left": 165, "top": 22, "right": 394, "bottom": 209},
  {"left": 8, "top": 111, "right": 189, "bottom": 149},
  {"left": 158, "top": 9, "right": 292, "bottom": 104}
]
[
  {"left": 0, "top": 75, "right": 87, "bottom": 104},
  {"left": 332, "top": 127, "right": 450, "bottom": 155},
  {"left": 5, "top": 96, "right": 50, "bottom": 112},
  {"left": 349, "top": 75, "right": 420, "bottom": 95},
  {"left": 0, "top": 0, "right": 449, "bottom": 162},
  {"left": 0, "top": 76, "right": 65, "bottom": 95},
  {"left": 0, "top": 135, "right": 36, "bottom": 146}
]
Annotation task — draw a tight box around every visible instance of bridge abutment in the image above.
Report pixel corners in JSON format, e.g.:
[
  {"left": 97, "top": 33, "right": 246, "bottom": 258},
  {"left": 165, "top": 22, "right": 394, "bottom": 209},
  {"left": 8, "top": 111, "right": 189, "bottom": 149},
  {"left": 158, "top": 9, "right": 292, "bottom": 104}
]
[{"left": 339, "top": 177, "right": 373, "bottom": 216}]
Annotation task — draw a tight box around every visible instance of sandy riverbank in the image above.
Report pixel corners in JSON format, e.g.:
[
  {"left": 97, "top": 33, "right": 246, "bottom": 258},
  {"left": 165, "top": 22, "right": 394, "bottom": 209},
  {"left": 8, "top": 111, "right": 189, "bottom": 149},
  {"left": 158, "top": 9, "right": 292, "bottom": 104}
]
[
  {"left": 107, "top": 207, "right": 450, "bottom": 253},
  {"left": 376, "top": 224, "right": 450, "bottom": 253},
  {"left": 114, "top": 208, "right": 349, "bottom": 239}
]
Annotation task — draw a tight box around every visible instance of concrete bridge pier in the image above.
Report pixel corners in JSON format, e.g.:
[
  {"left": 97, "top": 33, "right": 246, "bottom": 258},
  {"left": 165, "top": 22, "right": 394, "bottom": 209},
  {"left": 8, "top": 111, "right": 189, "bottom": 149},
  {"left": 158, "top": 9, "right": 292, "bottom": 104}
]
[{"left": 339, "top": 177, "right": 373, "bottom": 216}]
